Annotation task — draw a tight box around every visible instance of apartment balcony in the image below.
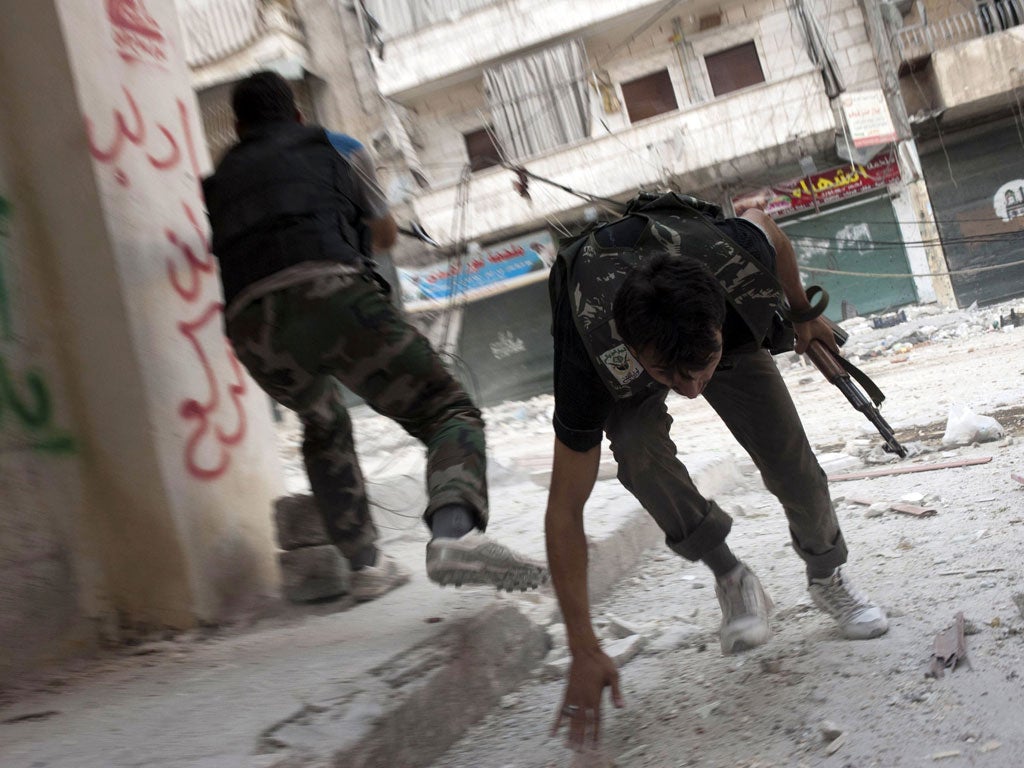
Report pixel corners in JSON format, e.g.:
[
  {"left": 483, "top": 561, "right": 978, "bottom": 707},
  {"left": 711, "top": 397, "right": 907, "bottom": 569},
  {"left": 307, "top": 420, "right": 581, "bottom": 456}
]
[
  {"left": 180, "top": 0, "right": 308, "bottom": 90},
  {"left": 411, "top": 70, "right": 834, "bottom": 243},
  {"left": 897, "top": 5, "right": 1023, "bottom": 121},
  {"left": 365, "top": 0, "right": 675, "bottom": 100}
]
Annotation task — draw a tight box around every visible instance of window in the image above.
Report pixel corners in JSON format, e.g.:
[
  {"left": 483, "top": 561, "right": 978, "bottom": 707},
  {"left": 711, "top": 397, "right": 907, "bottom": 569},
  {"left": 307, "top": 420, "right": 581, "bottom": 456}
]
[
  {"left": 704, "top": 42, "right": 765, "bottom": 97},
  {"left": 483, "top": 39, "right": 591, "bottom": 161},
  {"left": 464, "top": 127, "right": 501, "bottom": 172},
  {"left": 620, "top": 69, "right": 679, "bottom": 123}
]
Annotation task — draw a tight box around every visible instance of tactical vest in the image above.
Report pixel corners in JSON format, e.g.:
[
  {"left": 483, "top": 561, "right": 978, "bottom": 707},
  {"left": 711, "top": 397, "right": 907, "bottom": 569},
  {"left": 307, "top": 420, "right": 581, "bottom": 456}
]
[
  {"left": 203, "top": 122, "right": 369, "bottom": 306},
  {"left": 556, "top": 193, "right": 784, "bottom": 400}
]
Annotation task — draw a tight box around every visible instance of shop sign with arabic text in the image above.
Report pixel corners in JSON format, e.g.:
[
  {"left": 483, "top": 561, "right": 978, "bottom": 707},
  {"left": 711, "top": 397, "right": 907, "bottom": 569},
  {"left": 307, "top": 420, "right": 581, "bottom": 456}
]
[{"left": 732, "top": 149, "right": 901, "bottom": 218}]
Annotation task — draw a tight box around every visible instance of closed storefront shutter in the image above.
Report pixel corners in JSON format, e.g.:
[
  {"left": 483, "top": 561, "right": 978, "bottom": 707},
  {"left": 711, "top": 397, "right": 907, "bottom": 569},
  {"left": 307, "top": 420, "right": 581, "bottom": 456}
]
[
  {"left": 780, "top": 196, "right": 919, "bottom": 320},
  {"left": 455, "top": 278, "right": 554, "bottom": 407},
  {"left": 920, "top": 118, "right": 1024, "bottom": 307}
]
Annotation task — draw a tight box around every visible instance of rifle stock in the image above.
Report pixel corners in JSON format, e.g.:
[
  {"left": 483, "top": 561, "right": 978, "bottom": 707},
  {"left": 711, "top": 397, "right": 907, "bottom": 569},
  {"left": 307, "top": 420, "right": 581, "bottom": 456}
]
[{"left": 805, "top": 340, "right": 908, "bottom": 459}]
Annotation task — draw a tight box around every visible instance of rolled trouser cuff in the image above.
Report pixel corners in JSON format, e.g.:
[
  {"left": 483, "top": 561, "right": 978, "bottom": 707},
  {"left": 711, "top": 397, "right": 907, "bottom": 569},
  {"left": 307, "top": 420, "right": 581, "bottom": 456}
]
[
  {"left": 665, "top": 500, "right": 734, "bottom": 562},
  {"left": 790, "top": 527, "right": 848, "bottom": 572}
]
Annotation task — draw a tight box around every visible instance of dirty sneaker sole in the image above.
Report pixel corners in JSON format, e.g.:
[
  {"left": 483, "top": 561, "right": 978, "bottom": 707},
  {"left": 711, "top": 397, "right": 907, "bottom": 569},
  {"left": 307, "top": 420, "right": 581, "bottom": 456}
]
[{"left": 426, "top": 541, "right": 548, "bottom": 592}]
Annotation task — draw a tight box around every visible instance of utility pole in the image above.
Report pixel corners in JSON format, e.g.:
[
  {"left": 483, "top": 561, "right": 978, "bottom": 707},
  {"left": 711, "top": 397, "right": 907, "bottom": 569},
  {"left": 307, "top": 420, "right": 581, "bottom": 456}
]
[{"left": 859, "top": 0, "right": 957, "bottom": 308}]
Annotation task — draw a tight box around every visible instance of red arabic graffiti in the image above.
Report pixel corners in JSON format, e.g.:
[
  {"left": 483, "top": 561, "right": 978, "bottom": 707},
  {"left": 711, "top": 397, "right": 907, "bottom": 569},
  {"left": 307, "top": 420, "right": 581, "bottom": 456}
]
[
  {"left": 166, "top": 202, "right": 216, "bottom": 302},
  {"left": 84, "top": 70, "right": 247, "bottom": 480},
  {"left": 106, "top": 0, "right": 168, "bottom": 65},
  {"left": 178, "top": 301, "right": 248, "bottom": 480}
]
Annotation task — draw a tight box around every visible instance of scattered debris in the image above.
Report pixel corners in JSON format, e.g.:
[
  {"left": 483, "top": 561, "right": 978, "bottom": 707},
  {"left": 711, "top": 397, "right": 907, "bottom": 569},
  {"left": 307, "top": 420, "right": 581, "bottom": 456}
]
[
  {"left": 647, "top": 623, "right": 702, "bottom": 653},
  {"left": 930, "top": 750, "right": 962, "bottom": 760},
  {"left": 980, "top": 740, "right": 1002, "bottom": 753},
  {"left": 824, "top": 733, "right": 846, "bottom": 755},
  {"left": 890, "top": 503, "right": 938, "bottom": 518},
  {"left": 829, "top": 457, "right": 992, "bottom": 482},
  {"left": 1012, "top": 471, "right": 1024, "bottom": 485},
  {"left": 616, "top": 744, "right": 650, "bottom": 762},
  {"left": 938, "top": 568, "right": 1005, "bottom": 577},
  {"left": 819, "top": 721, "right": 843, "bottom": 741},
  {"left": 871, "top": 310, "right": 907, "bottom": 329},
  {"left": 1, "top": 710, "right": 60, "bottom": 724},
  {"left": 604, "top": 614, "right": 646, "bottom": 640},
  {"left": 999, "top": 308, "right": 1022, "bottom": 328},
  {"left": 604, "top": 634, "right": 646, "bottom": 667},
  {"left": 926, "top": 612, "right": 968, "bottom": 679},
  {"left": 941, "top": 403, "right": 1005, "bottom": 446},
  {"left": 695, "top": 701, "right": 720, "bottom": 719},
  {"left": 1013, "top": 593, "right": 1024, "bottom": 621}
]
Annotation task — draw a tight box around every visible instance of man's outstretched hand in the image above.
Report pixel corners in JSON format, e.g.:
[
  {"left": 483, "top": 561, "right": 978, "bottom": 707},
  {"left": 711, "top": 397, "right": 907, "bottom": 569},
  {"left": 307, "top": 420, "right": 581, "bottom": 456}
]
[{"left": 552, "top": 647, "right": 625, "bottom": 750}]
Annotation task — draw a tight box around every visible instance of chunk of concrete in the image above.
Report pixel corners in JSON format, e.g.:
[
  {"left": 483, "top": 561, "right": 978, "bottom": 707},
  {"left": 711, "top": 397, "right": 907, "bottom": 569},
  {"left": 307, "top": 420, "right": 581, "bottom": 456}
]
[
  {"left": 604, "top": 614, "right": 646, "bottom": 640},
  {"left": 278, "top": 545, "right": 349, "bottom": 602},
  {"left": 274, "top": 494, "right": 330, "bottom": 550},
  {"left": 648, "top": 623, "right": 703, "bottom": 653}
]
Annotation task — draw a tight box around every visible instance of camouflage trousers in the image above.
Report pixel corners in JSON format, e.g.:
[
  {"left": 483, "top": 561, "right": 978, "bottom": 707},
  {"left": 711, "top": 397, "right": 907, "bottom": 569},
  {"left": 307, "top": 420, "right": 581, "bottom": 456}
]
[{"left": 226, "top": 269, "right": 489, "bottom": 558}]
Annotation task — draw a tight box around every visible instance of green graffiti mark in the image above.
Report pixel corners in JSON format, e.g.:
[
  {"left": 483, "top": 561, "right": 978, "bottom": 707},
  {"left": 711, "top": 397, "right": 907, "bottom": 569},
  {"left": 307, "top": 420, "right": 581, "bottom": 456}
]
[{"left": 0, "top": 196, "right": 75, "bottom": 454}]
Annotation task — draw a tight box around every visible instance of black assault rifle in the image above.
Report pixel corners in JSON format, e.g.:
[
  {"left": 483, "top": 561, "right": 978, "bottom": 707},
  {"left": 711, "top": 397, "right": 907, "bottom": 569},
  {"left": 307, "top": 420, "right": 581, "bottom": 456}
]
[{"left": 804, "top": 320, "right": 907, "bottom": 459}]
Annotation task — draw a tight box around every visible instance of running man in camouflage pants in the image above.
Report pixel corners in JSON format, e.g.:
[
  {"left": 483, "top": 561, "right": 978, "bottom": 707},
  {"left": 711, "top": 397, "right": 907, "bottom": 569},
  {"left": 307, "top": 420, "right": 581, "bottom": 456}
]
[{"left": 205, "top": 72, "right": 546, "bottom": 601}]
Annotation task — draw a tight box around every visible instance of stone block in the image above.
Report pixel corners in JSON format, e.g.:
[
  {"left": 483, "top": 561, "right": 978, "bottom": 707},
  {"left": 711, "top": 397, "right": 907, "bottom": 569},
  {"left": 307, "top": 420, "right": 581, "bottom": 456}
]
[
  {"left": 274, "top": 494, "right": 330, "bottom": 550},
  {"left": 278, "top": 546, "right": 349, "bottom": 603}
]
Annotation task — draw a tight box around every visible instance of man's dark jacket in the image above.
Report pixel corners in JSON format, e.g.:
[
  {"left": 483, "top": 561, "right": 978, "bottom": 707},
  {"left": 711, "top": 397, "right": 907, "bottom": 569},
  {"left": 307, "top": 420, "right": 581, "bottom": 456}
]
[{"left": 203, "top": 121, "right": 368, "bottom": 306}]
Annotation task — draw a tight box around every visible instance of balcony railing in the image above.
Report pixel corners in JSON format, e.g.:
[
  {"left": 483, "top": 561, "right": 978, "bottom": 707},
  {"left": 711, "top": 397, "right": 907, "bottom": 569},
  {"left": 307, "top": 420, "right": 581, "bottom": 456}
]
[
  {"left": 896, "top": 1, "right": 1023, "bottom": 62},
  {"left": 411, "top": 70, "right": 834, "bottom": 243},
  {"left": 180, "top": 0, "right": 304, "bottom": 68}
]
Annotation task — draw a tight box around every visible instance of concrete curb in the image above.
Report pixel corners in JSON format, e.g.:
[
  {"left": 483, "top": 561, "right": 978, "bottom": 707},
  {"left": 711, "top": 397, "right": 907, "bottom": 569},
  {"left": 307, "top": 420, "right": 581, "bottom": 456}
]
[
  {"left": 257, "top": 453, "right": 745, "bottom": 768},
  {"left": 259, "top": 603, "right": 549, "bottom": 768}
]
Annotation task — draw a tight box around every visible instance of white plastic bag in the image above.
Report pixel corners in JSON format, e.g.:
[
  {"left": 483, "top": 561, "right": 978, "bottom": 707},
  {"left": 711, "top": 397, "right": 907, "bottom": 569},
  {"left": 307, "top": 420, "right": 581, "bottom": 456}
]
[{"left": 941, "top": 403, "right": 1005, "bottom": 446}]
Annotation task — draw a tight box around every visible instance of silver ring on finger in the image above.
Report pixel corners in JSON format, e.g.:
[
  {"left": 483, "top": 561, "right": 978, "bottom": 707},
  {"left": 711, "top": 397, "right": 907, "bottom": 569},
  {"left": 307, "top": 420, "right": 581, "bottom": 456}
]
[{"left": 562, "top": 704, "right": 582, "bottom": 717}]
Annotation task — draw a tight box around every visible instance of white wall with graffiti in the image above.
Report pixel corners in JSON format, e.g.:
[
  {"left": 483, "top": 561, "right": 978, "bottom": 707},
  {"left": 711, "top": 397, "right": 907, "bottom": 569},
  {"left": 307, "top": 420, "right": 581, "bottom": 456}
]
[
  {"left": 0, "top": 0, "right": 286, "bottom": 686},
  {"left": 0, "top": 125, "right": 93, "bottom": 683}
]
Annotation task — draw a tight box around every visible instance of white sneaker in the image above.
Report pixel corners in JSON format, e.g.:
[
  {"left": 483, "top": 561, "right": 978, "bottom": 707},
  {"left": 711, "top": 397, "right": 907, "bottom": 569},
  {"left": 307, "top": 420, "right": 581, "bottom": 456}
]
[
  {"left": 809, "top": 569, "right": 889, "bottom": 639},
  {"left": 715, "top": 563, "right": 773, "bottom": 655},
  {"left": 349, "top": 552, "right": 411, "bottom": 602},
  {"left": 426, "top": 532, "right": 548, "bottom": 592}
]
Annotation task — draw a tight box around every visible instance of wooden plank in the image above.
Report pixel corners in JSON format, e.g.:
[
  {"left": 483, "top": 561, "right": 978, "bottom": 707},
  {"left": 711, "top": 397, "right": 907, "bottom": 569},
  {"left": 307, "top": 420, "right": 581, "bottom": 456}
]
[
  {"left": 828, "top": 456, "right": 992, "bottom": 482},
  {"left": 890, "top": 503, "right": 938, "bottom": 518}
]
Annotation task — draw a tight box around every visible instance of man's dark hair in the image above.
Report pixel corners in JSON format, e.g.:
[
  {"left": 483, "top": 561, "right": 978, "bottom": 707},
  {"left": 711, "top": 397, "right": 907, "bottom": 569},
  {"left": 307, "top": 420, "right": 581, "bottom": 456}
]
[
  {"left": 231, "top": 71, "right": 296, "bottom": 129},
  {"left": 613, "top": 253, "right": 727, "bottom": 370}
]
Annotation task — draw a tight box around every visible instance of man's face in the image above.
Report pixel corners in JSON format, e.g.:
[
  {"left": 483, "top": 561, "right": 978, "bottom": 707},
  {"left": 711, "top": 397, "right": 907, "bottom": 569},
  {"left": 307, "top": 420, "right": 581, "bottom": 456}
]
[{"left": 631, "top": 329, "right": 724, "bottom": 399}]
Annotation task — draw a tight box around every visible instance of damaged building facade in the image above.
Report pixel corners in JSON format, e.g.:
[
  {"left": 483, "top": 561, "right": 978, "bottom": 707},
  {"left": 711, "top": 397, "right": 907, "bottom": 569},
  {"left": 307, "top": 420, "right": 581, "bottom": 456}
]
[
  {"left": 893, "top": 0, "right": 1024, "bottom": 307},
  {"left": 357, "top": 0, "right": 969, "bottom": 405},
  {"left": 175, "top": 0, "right": 1022, "bottom": 405}
]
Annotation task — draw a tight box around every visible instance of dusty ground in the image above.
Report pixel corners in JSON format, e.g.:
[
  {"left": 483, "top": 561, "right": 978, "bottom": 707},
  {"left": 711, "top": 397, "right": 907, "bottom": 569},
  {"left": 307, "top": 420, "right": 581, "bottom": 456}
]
[{"left": 434, "top": 303, "right": 1024, "bottom": 768}]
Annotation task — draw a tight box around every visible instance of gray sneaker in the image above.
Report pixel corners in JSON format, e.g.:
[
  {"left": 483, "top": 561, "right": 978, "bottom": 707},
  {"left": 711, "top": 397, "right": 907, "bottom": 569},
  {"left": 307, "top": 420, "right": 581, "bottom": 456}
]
[
  {"left": 715, "top": 563, "right": 773, "bottom": 655},
  {"left": 809, "top": 569, "right": 889, "bottom": 639},
  {"left": 350, "top": 552, "right": 411, "bottom": 602},
  {"left": 426, "top": 532, "right": 548, "bottom": 592}
]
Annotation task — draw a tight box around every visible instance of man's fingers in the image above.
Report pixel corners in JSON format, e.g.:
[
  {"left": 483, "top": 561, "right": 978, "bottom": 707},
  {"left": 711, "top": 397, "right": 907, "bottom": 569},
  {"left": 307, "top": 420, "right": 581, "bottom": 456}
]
[
  {"left": 610, "top": 672, "right": 625, "bottom": 708},
  {"left": 551, "top": 710, "right": 563, "bottom": 738},
  {"left": 568, "top": 709, "right": 587, "bottom": 751},
  {"left": 590, "top": 706, "right": 601, "bottom": 745}
]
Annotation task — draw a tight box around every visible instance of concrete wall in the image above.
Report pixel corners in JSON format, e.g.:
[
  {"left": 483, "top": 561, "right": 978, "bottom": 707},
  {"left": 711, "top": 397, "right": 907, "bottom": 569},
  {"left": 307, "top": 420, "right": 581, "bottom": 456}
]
[
  {"left": 0, "top": 112, "right": 99, "bottom": 683},
  {"left": 0, "top": 0, "right": 284, "bottom": 685}
]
